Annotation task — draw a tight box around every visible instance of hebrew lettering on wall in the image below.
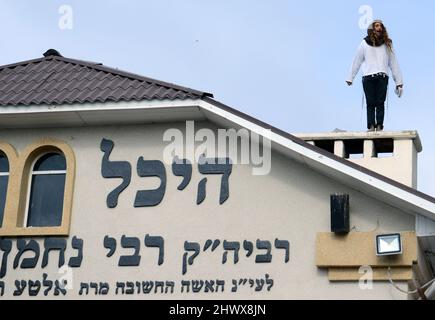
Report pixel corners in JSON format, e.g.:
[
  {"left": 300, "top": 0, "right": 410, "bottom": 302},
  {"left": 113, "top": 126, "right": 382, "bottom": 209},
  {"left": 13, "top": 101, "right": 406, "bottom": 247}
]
[
  {"left": 100, "top": 139, "right": 233, "bottom": 208},
  {"left": 0, "top": 235, "right": 287, "bottom": 297}
]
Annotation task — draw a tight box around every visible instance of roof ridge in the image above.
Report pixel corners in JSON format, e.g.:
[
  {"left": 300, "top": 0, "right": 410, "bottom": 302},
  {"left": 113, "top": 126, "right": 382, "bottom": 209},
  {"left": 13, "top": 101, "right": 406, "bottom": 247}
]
[
  {"left": 0, "top": 57, "right": 47, "bottom": 71},
  {"left": 51, "top": 56, "right": 213, "bottom": 98},
  {"left": 0, "top": 53, "right": 213, "bottom": 105}
]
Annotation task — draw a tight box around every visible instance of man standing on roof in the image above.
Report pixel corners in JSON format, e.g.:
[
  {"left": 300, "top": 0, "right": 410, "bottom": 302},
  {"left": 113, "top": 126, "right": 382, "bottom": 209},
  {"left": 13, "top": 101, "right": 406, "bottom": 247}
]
[{"left": 346, "top": 19, "right": 403, "bottom": 132}]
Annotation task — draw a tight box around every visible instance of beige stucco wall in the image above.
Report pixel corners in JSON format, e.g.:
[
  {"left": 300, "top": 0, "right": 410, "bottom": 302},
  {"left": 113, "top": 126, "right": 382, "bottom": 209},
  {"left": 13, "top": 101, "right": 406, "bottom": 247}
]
[
  {"left": 351, "top": 139, "right": 418, "bottom": 188},
  {"left": 0, "top": 121, "right": 416, "bottom": 299}
]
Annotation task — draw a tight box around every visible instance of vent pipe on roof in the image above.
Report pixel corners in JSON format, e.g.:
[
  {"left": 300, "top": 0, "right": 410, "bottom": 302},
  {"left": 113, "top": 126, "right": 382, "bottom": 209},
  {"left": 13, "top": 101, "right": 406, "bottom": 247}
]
[{"left": 43, "top": 49, "right": 63, "bottom": 57}]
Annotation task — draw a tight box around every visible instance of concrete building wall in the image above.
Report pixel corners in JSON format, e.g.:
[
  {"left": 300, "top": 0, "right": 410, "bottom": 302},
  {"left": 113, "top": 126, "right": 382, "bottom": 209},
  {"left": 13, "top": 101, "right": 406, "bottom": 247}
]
[
  {"left": 0, "top": 122, "right": 416, "bottom": 299},
  {"left": 295, "top": 131, "right": 421, "bottom": 188},
  {"left": 351, "top": 139, "right": 418, "bottom": 188}
]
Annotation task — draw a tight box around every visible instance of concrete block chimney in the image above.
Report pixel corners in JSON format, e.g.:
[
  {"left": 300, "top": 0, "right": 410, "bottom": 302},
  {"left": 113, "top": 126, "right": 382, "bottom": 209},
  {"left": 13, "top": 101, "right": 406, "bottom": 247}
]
[{"left": 294, "top": 130, "right": 422, "bottom": 189}]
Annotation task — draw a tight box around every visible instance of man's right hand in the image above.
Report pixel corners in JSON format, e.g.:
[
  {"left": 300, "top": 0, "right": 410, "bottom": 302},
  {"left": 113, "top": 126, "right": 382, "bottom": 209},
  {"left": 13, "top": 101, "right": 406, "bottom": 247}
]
[{"left": 346, "top": 81, "right": 352, "bottom": 86}]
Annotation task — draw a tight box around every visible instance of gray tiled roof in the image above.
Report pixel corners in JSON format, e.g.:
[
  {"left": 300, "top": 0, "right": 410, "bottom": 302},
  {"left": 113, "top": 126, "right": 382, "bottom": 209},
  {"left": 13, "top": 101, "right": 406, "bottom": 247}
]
[{"left": 0, "top": 51, "right": 212, "bottom": 106}]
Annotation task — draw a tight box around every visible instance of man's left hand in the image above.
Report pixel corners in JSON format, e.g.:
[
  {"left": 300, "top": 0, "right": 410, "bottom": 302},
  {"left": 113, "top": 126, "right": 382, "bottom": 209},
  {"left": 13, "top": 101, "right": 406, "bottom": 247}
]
[{"left": 395, "top": 85, "right": 403, "bottom": 98}]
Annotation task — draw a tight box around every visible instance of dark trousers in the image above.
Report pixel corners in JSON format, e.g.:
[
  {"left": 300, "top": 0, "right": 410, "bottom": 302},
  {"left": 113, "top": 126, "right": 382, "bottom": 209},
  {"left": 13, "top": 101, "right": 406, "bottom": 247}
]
[{"left": 362, "top": 74, "right": 389, "bottom": 129}]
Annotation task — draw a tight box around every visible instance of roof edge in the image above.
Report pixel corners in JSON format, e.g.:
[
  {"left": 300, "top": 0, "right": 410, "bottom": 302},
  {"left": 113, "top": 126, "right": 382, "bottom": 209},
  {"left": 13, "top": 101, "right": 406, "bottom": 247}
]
[
  {"left": 52, "top": 56, "right": 213, "bottom": 98},
  {"left": 201, "top": 96, "right": 435, "bottom": 206}
]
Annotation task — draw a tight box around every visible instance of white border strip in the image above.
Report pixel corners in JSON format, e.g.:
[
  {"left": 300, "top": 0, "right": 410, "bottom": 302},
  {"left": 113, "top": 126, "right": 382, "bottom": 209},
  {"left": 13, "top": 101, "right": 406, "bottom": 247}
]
[
  {"left": 198, "top": 99, "right": 435, "bottom": 219},
  {"left": 1, "top": 98, "right": 434, "bottom": 219},
  {"left": 0, "top": 99, "right": 201, "bottom": 115}
]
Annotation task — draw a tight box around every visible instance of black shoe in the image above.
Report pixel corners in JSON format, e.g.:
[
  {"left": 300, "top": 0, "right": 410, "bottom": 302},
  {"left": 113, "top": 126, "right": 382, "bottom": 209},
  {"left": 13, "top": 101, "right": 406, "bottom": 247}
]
[
  {"left": 368, "top": 125, "right": 375, "bottom": 132},
  {"left": 376, "top": 124, "right": 383, "bottom": 131}
]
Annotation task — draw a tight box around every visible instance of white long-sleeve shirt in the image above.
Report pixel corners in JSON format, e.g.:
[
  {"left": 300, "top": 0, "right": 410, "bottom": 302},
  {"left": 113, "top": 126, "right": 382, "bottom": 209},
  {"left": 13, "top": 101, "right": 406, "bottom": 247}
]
[{"left": 347, "top": 40, "right": 403, "bottom": 86}]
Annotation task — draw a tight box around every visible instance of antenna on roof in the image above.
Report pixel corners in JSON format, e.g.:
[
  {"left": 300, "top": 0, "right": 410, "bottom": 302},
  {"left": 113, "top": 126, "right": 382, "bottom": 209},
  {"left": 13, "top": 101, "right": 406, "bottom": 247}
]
[{"left": 43, "top": 49, "right": 63, "bottom": 57}]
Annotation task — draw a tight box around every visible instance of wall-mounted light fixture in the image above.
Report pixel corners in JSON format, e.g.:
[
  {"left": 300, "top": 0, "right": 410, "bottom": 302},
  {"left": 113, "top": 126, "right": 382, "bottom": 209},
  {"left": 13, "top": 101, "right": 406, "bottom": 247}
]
[{"left": 376, "top": 233, "right": 402, "bottom": 256}]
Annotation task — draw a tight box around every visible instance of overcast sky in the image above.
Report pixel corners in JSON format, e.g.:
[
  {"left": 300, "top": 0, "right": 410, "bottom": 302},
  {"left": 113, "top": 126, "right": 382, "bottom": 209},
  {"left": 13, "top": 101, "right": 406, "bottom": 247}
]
[{"left": 1, "top": 0, "right": 434, "bottom": 196}]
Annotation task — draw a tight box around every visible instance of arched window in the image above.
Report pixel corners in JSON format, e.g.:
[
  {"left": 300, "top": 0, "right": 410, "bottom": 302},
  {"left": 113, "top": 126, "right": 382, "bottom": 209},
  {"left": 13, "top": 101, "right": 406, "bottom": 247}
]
[
  {"left": 0, "top": 152, "right": 9, "bottom": 228},
  {"left": 25, "top": 152, "right": 66, "bottom": 227}
]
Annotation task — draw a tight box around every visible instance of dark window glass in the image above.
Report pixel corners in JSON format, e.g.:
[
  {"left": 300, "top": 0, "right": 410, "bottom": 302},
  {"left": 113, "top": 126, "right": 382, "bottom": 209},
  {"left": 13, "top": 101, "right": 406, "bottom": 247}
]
[
  {"left": 34, "top": 153, "right": 66, "bottom": 171},
  {"left": 0, "top": 176, "right": 8, "bottom": 228},
  {"left": 27, "top": 174, "right": 65, "bottom": 227},
  {"left": 0, "top": 154, "right": 8, "bottom": 172},
  {"left": 27, "top": 152, "right": 66, "bottom": 227}
]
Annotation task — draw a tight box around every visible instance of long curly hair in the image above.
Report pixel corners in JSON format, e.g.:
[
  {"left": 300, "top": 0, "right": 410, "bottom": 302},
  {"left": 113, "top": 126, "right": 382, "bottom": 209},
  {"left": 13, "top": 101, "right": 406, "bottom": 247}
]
[{"left": 368, "top": 22, "right": 393, "bottom": 51}]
